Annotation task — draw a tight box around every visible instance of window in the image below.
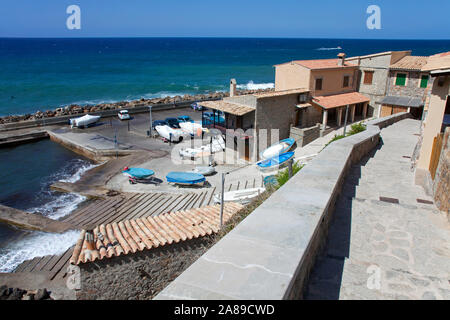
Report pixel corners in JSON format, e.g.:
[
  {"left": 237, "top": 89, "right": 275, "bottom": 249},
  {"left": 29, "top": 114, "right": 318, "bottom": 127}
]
[
  {"left": 343, "top": 75, "right": 350, "bottom": 88},
  {"left": 315, "top": 78, "right": 323, "bottom": 91},
  {"left": 364, "top": 71, "right": 374, "bottom": 85},
  {"left": 420, "top": 75, "right": 429, "bottom": 88},
  {"left": 395, "top": 73, "right": 407, "bottom": 86}
]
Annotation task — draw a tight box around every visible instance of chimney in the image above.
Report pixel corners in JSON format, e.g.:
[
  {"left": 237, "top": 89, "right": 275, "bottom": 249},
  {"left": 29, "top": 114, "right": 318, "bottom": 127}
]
[
  {"left": 230, "top": 78, "right": 237, "bottom": 97},
  {"left": 337, "top": 53, "right": 346, "bottom": 66}
]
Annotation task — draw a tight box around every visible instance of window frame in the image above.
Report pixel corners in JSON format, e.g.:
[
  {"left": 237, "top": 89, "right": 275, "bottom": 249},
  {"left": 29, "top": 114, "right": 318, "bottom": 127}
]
[
  {"left": 395, "top": 72, "right": 408, "bottom": 87},
  {"left": 363, "top": 70, "right": 374, "bottom": 85},
  {"left": 315, "top": 77, "right": 323, "bottom": 91},
  {"left": 343, "top": 74, "right": 350, "bottom": 88},
  {"left": 419, "top": 74, "right": 429, "bottom": 89}
]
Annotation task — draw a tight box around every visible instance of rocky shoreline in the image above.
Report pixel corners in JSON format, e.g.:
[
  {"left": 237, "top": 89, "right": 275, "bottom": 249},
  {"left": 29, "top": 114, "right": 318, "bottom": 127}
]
[{"left": 0, "top": 88, "right": 273, "bottom": 125}]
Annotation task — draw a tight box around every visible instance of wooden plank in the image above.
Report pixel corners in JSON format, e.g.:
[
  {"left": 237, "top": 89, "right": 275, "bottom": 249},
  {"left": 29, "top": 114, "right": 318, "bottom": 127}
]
[
  {"left": 62, "top": 198, "right": 118, "bottom": 224},
  {"left": 244, "top": 180, "right": 248, "bottom": 189},
  {"left": 228, "top": 184, "right": 232, "bottom": 191},
  {"left": 149, "top": 195, "right": 174, "bottom": 216},
  {"left": 161, "top": 194, "right": 188, "bottom": 214},
  {"left": 68, "top": 198, "right": 121, "bottom": 226},
  {"left": 21, "top": 257, "right": 42, "bottom": 273},
  {"left": 49, "top": 248, "right": 74, "bottom": 281},
  {"left": 205, "top": 187, "right": 216, "bottom": 206},
  {"left": 172, "top": 193, "right": 195, "bottom": 212},
  {"left": 78, "top": 197, "right": 128, "bottom": 227},
  {"left": 133, "top": 193, "right": 172, "bottom": 219},
  {"left": 149, "top": 194, "right": 181, "bottom": 217},
  {"left": 103, "top": 193, "right": 149, "bottom": 224},
  {"left": 236, "top": 181, "right": 240, "bottom": 190},
  {"left": 183, "top": 193, "right": 200, "bottom": 211},
  {"left": 13, "top": 260, "right": 29, "bottom": 273},
  {"left": 124, "top": 193, "right": 160, "bottom": 220},
  {"left": 30, "top": 255, "right": 54, "bottom": 272}
]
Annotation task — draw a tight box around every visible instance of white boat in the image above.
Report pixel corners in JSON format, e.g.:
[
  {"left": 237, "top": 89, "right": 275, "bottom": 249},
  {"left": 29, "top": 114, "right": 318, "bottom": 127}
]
[
  {"left": 260, "top": 138, "right": 295, "bottom": 159},
  {"left": 155, "top": 125, "right": 186, "bottom": 142},
  {"left": 70, "top": 114, "right": 101, "bottom": 128},
  {"left": 179, "top": 135, "right": 225, "bottom": 159},
  {"left": 193, "top": 166, "right": 216, "bottom": 176},
  {"left": 213, "top": 187, "right": 265, "bottom": 204},
  {"left": 179, "top": 122, "right": 204, "bottom": 137}
]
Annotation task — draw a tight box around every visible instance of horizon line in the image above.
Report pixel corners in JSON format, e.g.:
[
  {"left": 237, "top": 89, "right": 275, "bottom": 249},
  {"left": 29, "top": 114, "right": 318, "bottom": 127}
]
[{"left": 1, "top": 36, "right": 450, "bottom": 41}]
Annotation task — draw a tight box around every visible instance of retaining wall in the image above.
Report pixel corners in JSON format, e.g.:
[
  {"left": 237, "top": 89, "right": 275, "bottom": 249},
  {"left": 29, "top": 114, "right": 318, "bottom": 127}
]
[{"left": 154, "top": 112, "right": 411, "bottom": 300}]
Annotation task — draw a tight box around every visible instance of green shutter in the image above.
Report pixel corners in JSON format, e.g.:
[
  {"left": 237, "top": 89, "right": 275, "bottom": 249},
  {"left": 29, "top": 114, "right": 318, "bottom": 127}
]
[
  {"left": 395, "top": 73, "right": 407, "bottom": 86},
  {"left": 420, "top": 75, "right": 429, "bottom": 88}
]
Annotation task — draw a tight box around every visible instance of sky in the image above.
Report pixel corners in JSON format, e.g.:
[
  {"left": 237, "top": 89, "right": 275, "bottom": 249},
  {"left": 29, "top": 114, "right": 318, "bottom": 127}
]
[{"left": 0, "top": 0, "right": 449, "bottom": 39}]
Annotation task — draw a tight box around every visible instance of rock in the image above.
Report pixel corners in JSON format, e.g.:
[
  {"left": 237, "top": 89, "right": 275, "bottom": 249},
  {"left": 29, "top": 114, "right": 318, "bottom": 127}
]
[
  {"left": 0, "top": 285, "right": 8, "bottom": 297},
  {"left": 7, "top": 288, "right": 26, "bottom": 300},
  {"left": 22, "top": 294, "right": 34, "bottom": 300},
  {"left": 35, "top": 288, "right": 50, "bottom": 300}
]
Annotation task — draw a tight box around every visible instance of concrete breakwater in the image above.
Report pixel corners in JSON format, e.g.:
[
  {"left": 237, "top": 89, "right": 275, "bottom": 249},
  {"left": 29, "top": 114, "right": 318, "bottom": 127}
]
[{"left": 0, "top": 88, "right": 273, "bottom": 130}]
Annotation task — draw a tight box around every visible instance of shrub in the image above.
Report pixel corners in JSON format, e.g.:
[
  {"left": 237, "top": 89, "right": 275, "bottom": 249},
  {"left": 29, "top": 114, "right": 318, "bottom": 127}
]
[
  {"left": 348, "top": 122, "right": 367, "bottom": 135},
  {"left": 275, "top": 161, "right": 304, "bottom": 189}
]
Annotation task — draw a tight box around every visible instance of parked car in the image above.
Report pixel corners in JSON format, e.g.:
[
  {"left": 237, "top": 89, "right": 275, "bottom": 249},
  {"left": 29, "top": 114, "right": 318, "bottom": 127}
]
[
  {"left": 152, "top": 120, "right": 168, "bottom": 129},
  {"left": 165, "top": 117, "right": 181, "bottom": 128},
  {"left": 118, "top": 109, "right": 131, "bottom": 120},
  {"left": 191, "top": 102, "right": 203, "bottom": 111},
  {"left": 177, "top": 115, "right": 193, "bottom": 123}
]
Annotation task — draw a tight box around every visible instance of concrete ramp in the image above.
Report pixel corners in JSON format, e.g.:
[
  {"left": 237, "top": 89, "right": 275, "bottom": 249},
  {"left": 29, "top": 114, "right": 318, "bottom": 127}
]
[{"left": 0, "top": 204, "right": 75, "bottom": 233}]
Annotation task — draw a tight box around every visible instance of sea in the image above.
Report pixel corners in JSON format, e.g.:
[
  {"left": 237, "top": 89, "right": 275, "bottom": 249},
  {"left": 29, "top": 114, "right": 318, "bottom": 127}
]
[{"left": 1, "top": 37, "right": 450, "bottom": 272}]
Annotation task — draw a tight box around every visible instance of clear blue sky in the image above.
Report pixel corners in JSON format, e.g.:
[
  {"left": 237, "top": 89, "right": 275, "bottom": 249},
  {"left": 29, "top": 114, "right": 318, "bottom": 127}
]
[{"left": 1, "top": 0, "right": 449, "bottom": 39}]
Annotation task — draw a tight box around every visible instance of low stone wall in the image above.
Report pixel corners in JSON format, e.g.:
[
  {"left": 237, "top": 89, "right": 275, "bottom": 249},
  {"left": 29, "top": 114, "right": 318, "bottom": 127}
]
[
  {"left": 76, "top": 237, "right": 213, "bottom": 300},
  {"left": 290, "top": 124, "right": 321, "bottom": 147},
  {"left": 432, "top": 127, "right": 450, "bottom": 215},
  {"left": 154, "top": 112, "right": 411, "bottom": 300}
]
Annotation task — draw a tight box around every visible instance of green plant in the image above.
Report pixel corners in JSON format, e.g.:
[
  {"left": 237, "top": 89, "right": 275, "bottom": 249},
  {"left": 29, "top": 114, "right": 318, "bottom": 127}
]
[
  {"left": 275, "top": 161, "right": 304, "bottom": 189},
  {"left": 348, "top": 122, "right": 367, "bottom": 135}
]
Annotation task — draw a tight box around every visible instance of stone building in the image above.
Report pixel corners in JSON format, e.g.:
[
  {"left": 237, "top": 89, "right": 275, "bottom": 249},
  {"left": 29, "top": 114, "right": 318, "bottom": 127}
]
[
  {"left": 345, "top": 51, "right": 411, "bottom": 118},
  {"left": 379, "top": 55, "right": 432, "bottom": 119},
  {"left": 274, "top": 53, "right": 371, "bottom": 137}
]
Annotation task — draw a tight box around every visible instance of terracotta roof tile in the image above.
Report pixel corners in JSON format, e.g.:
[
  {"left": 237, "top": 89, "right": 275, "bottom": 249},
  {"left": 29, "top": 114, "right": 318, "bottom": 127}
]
[
  {"left": 70, "top": 203, "right": 244, "bottom": 265},
  {"left": 390, "top": 56, "right": 429, "bottom": 70},
  {"left": 199, "top": 101, "right": 255, "bottom": 116},
  {"left": 313, "top": 92, "right": 370, "bottom": 109},
  {"left": 293, "top": 59, "right": 357, "bottom": 69}
]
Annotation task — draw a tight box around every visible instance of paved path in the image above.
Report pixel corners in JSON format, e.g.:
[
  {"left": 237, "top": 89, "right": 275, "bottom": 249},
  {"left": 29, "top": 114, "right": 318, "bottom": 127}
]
[{"left": 305, "top": 119, "right": 450, "bottom": 300}]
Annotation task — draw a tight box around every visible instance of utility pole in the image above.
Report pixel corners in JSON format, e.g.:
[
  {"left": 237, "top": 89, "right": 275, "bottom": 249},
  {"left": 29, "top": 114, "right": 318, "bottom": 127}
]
[
  {"left": 220, "top": 172, "right": 226, "bottom": 228},
  {"left": 149, "top": 105, "right": 153, "bottom": 137}
]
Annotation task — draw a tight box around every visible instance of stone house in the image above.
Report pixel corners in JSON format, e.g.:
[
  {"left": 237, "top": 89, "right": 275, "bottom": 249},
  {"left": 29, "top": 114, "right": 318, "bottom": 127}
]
[
  {"left": 274, "top": 53, "right": 371, "bottom": 137},
  {"left": 345, "top": 51, "right": 411, "bottom": 118},
  {"left": 379, "top": 55, "right": 432, "bottom": 119},
  {"left": 415, "top": 52, "right": 450, "bottom": 210}
]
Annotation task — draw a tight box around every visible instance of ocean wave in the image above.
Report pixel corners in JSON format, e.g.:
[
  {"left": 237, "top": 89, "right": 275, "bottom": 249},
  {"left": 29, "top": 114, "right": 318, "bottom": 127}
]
[
  {"left": 237, "top": 81, "right": 274, "bottom": 90},
  {"left": 0, "top": 230, "right": 80, "bottom": 273},
  {"left": 316, "top": 47, "right": 343, "bottom": 51}
]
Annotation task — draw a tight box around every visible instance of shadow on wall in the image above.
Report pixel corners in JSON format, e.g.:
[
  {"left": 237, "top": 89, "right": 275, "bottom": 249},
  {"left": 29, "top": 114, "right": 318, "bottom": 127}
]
[{"left": 304, "top": 142, "right": 383, "bottom": 300}]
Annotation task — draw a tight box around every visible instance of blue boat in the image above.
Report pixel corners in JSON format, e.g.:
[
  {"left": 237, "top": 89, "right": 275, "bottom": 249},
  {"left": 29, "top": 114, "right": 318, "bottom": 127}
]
[
  {"left": 260, "top": 138, "right": 295, "bottom": 159},
  {"left": 122, "top": 167, "right": 155, "bottom": 179},
  {"left": 166, "top": 172, "right": 206, "bottom": 186},
  {"left": 257, "top": 152, "right": 295, "bottom": 169}
]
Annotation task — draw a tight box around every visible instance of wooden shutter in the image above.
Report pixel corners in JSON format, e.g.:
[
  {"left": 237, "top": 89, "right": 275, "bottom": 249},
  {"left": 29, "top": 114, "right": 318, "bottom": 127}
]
[
  {"left": 343, "top": 76, "right": 350, "bottom": 87},
  {"left": 395, "top": 73, "right": 407, "bottom": 86},
  {"left": 420, "top": 75, "right": 429, "bottom": 88},
  {"left": 364, "top": 71, "right": 373, "bottom": 84},
  {"left": 315, "top": 78, "right": 322, "bottom": 91}
]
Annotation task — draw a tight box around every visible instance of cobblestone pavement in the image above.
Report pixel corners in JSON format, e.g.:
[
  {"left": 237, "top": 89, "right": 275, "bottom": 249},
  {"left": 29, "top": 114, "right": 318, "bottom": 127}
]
[{"left": 305, "top": 119, "right": 450, "bottom": 300}]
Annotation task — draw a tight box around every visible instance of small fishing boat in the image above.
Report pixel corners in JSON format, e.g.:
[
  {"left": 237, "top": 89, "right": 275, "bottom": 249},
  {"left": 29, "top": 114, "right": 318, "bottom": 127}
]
[
  {"left": 256, "top": 151, "right": 295, "bottom": 170},
  {"left": 179, "top": 121, "right": 204, "bottom": 137},
  {"left": 155, "top": 125, "right": 186, "bottom": 142},
  {"left": 213, "top": 187, "right": 265, "bottom": 204},
  {"left": 122, "top": 167, "right": 155, "bottom": 179},
  {"left": 260, "top": 138, "right": 295, "bottom": 159},
  {"left": 70, "top": 114, "right": 101, "bottom": 128},
  {"left": 192, "top": 166, "right": 216, "bottom": 176},
  {"left": 179, "top": 135, "right": 225, "bottom": 159},
  {"left": 166, "top": 172, "right": 206, "bottom": 186}
]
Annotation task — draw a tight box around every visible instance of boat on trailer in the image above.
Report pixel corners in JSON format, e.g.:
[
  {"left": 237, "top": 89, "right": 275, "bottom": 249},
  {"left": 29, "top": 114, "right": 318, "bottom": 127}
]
[
  {"left": 166, "top": 172, "right": 206, "bottom": 186},
  {"left": 260, "top": 138, "right": 295, "bottom": 159},
  {"left": 70, "top": 114, "right": 101, "bottom": 128},
  {"left": 256, "top": 151, "right": 295, "bottom": 170},
  {"left": 192, "top": 166, "right": 216, "bottom": 176}
]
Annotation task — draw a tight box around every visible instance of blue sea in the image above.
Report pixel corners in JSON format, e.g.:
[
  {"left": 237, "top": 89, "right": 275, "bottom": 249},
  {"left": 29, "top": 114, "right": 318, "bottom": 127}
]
[
  {"left": 1, "top": 38, "right": 450, "bottom": 117},
  {"left": 1, "top": 37, "right": 450, "bottom": 272}
]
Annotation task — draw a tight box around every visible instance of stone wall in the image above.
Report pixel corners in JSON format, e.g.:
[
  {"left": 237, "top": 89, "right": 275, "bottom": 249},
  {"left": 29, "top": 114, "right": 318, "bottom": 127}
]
[
  {"left": 387, "top": 70, "right": 432, "bottom": 99},
  {"left": 290, "top": 124, "right": 321, "bottom": 147},
  {"left": 432, "top": 127, "right": 450, "bottom": 215},
  {"left": 76, "top": 237, "right": 213, "bottom": 300},
  {"left": 155, "top": 112, "right": 411, "bottom": 300}
]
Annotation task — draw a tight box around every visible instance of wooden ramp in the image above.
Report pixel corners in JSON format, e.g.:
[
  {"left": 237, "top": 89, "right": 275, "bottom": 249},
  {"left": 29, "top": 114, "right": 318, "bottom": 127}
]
[{"left": 60, "top": 189, "right": 218, "bottom": 230}]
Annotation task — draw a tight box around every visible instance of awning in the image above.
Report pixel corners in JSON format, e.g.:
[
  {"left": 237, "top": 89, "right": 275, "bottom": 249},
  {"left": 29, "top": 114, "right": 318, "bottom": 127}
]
[
  {"left": 379, "top": 96, "right": 424, "bottom": 108},
  {"left": 296, "top": 103, "right": 312, "bottom": 109},
  {"left": 199, "top": 100, "right": 255, "bottom": 116},
  {"left": 312, "top": 92, "right": 370, "bottom": 110}
]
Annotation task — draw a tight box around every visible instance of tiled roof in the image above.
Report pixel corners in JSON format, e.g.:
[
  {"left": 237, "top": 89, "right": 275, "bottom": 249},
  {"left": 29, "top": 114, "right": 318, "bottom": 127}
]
[
  {"left": 293, "top": 59, "right": 357, "bottom": 69},
  {"left": 252, "top": 88, "right": 309, "bottom": 98},
  {"left": 70, "top": 203, "right": 244, "bottom": 265},
  {"left": 199, "top": 100, "right": 255, "bottom": 116},
  {"left": 422, "top": 52, "right": 450, "bottom": 72},
  {"left": 312, "top": 92, "right": 370, "bottom": 109},
  {"left": 379, "top": 96, "right": 424, "bottom": 108},
  {"left": 390, "top": 56, "right": 429, "bottom": 71}
]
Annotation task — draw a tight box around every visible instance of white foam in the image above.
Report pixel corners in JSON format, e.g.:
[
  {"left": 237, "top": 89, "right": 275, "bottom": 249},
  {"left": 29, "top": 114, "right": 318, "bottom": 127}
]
[
  {"left": 0, "top": 230, "right": 80, "bottom": 273},
  {"left": 237, "top": 81, "right": 274, "bottom": 90},
  {"left": 59, "top": 162, "right": 100, "bottom": 184},
  {"left": 316, "top": 47, "right": 342, "bottom": 51}
]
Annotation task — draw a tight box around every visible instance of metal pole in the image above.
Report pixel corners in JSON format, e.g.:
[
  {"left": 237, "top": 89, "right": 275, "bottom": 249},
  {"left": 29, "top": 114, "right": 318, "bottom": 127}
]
[
  {"left": 220, "top": 172, "right": 225, "bottom": 229},
  {"left": 209, "top": 135, "right": 213, "bottom": 166},
  {"left": 288, "top": 158, "right": 293, "bottom": 178},
  {"left": 343, "top": 104, "right": 349, "bottom": 136},
  {"left": 149, "top": 106, "right": 153, "bottom": 137}
]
